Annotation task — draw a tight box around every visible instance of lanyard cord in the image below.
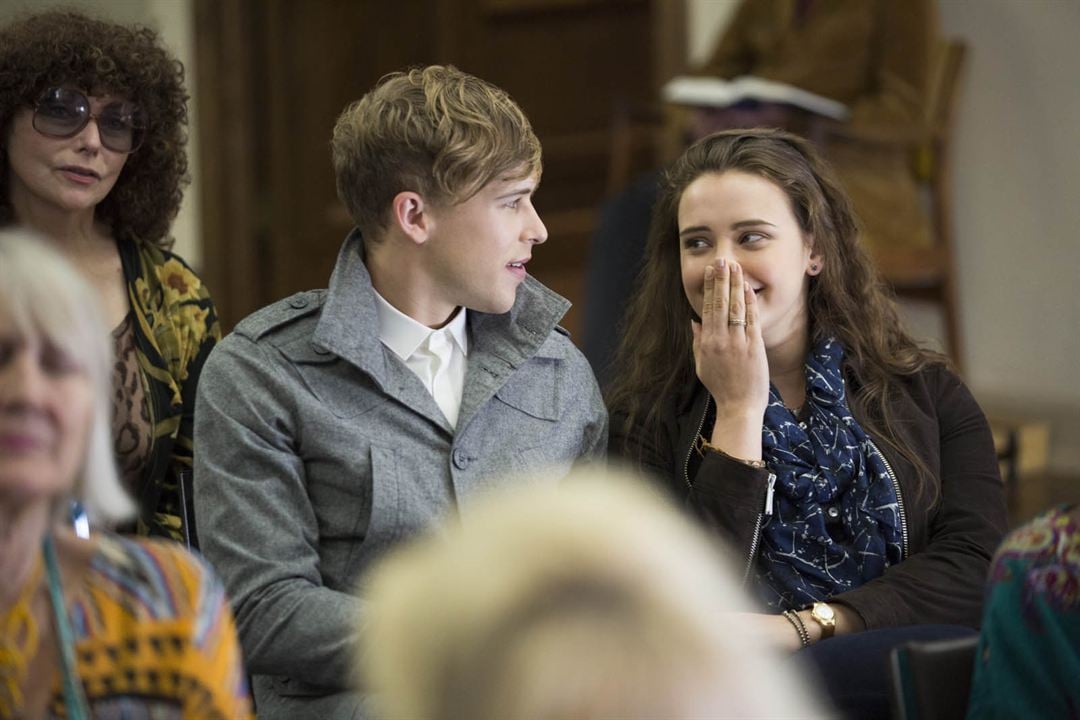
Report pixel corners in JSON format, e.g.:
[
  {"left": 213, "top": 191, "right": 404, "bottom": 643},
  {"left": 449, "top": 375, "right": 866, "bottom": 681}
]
[{"left": 42, "top": 534, "right": 89, "bottom": 720}]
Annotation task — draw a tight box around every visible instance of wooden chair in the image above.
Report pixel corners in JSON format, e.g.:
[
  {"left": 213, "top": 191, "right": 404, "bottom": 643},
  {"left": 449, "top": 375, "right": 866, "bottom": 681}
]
[
  {"left": 824, "top": 39, "right": 969, "bottom": 370},
  {"left": 889, "top": 635, "right": 979, "bottom": 720}
]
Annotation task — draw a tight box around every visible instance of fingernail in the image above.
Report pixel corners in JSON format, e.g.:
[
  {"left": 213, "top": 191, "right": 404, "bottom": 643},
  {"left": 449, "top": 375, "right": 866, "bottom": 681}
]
[
  {"left": 718, "top": 258, "right": 726, "bottom": 270},
  {"left": 744, "top": 281, "right": 751, "bottom": 292},
  {"left": 705, "top": 265, "right": 714, "bottom": 279}
]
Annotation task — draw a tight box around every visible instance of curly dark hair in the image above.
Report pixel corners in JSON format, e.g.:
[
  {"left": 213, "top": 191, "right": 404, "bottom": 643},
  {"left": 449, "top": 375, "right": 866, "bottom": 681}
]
[{"left": 0, "top": 9, "right": 189, "bottom": 248}]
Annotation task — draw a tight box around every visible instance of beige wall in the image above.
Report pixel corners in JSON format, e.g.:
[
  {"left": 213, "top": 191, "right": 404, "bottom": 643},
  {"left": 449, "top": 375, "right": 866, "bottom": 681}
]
[
  {"left": 687, "top": 0, "right": 1080, "bottom": 471},
  {"left": 0, "top": 0, "right": 200, "bottom": 266}
]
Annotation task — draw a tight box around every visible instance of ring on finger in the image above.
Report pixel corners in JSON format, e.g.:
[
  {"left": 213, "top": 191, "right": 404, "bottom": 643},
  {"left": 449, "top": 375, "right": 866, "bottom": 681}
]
[{"left": 728, "top": 318, "right": 747, "bottom": 327}]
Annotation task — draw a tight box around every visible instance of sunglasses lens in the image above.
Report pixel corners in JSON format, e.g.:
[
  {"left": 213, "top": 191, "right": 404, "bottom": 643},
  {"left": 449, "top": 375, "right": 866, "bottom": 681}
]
[
  {"left": 33, "top": 88, "right": 89, "bottom": 137},
  {"left": 98, "top": 104, "right": 145, "bottom": 153},
  {"left": 32, "top": 88, "right": 146, "bottom": 153}
]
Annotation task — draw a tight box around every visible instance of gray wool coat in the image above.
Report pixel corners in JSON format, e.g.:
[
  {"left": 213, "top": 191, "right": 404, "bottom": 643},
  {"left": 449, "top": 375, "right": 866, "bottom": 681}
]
[{"left": 193, "top": 232, "right": 607, "bottom": 719}]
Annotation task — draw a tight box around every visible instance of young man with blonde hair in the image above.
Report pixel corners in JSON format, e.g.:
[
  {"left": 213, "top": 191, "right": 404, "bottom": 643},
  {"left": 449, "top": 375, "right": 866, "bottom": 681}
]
[{"left": 193, "top": 66, "right": 607, "bottom": 718}]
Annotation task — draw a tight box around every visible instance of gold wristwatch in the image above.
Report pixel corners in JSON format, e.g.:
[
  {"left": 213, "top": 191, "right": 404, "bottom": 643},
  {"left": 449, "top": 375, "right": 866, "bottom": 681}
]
[{"left": 809, "top": 602, "right": 836, "bottom": 639}]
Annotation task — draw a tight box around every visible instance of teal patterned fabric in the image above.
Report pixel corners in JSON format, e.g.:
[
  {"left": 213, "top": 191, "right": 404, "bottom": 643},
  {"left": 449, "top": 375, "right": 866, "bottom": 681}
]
[
  {"left": 966, "top": 505, "right": 1080, "bottom": 719},
  {"left": 757, "top": 338, "right": 903, "bottom": 610}
]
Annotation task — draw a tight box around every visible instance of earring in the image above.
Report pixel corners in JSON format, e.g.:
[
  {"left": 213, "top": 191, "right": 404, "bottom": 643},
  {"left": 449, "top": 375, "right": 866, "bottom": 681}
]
[{"left": 811, "top": 264, "right": 818, "bottom": 272}]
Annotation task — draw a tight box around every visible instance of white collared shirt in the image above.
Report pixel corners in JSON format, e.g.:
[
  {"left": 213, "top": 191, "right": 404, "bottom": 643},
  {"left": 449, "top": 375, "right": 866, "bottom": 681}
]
[{"left": 373, "top": 290, "right": 469, "bottom": 428}]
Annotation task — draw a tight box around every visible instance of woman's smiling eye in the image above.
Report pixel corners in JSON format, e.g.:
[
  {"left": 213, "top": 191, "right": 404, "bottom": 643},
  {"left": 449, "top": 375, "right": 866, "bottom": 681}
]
[
  {"left": 740, "top": 231, "right": 767, "bottom": 245},
  {"left": 682, "top": 237, "right": 710, "bottom": 251}
]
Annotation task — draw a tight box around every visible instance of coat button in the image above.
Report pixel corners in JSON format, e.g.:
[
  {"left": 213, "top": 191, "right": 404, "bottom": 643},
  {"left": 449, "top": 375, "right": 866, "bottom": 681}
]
[
  {"left": 452, "top": 448, "right": 469, "bottom": 470},
  {"left": 826, "top": 505, "right": 841, "bottom": 520},
  {"left": 289, "top": 296, "right": 308, "bottom": 309}
]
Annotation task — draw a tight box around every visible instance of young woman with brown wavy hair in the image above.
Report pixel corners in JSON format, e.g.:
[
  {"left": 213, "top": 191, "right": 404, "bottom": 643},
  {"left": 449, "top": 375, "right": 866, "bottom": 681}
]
[
  {"left": 0, "top": 10, "right": 219, "bottom": 547},
  {"left": 607, "top": 128, "right": 1007, "bottom": 717}
]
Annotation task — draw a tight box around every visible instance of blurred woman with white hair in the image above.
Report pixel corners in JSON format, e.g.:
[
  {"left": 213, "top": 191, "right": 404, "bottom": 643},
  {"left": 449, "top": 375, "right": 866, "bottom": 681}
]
[
  {"left": 0, "top": 230, "right": 250, "bottom": 718},
  {"left": 358, "top": 468, "right": 833, "bottom": 720}
]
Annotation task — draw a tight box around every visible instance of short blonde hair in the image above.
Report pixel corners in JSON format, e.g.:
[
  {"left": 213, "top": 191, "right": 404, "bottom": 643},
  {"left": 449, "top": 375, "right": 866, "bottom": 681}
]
[
  {"left": 0, "top": 230, "right": 134, "bottom": 526},
  {"left": 331, "top": 64, "right": 542, "bottom": 238},
  {"left": 359, "top": 467, "right": 829, "bottom": 720}
]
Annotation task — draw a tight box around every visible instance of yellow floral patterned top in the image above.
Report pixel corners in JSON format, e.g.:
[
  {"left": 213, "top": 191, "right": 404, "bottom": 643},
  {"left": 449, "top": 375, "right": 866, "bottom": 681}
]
[
  {"left": 120, "top": 240, "right": 220, "bottom": 546},
  {"left": 46, "top": 534, "right": 253, "bottom": 719}
]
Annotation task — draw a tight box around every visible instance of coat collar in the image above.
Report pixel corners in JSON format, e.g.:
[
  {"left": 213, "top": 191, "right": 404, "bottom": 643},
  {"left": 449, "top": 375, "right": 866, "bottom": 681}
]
[{"left": 311, "top": 229, "right": 571, "bottom": 389}]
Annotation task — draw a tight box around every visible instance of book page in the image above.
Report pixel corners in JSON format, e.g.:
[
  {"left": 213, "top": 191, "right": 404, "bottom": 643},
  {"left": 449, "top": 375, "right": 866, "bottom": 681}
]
[{"left": 662, "top": 75, "right": 850, "bottom": 121}]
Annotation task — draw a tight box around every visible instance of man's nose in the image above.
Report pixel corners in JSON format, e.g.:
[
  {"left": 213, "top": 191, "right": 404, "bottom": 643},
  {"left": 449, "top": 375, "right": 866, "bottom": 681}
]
[{"left": 526, "top": 205, "right": 548, "bottom": 245}]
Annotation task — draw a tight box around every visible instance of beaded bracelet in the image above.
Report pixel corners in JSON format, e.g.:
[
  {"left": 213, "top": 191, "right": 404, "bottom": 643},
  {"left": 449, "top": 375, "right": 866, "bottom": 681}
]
[
  {"left": 782, "top": 609, "right": 811, "bottom": 648},
  {"left": 694, "top": 434, "right": 767, "bottom": 468}
]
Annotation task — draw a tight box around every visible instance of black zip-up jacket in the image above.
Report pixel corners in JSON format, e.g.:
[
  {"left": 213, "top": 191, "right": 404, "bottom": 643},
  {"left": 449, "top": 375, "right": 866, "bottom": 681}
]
[{"left": 610, "top": 363, "right": 1008, "bottom": 629}]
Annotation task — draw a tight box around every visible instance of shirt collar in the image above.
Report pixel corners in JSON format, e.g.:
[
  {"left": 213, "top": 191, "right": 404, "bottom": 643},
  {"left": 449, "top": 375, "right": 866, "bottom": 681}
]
[{"left": 373, "top": 289, "right": 469, "bottom": 360}]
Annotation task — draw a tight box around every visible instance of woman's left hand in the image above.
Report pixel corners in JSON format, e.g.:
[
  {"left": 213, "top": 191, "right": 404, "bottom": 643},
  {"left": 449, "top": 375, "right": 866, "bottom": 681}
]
[{"left": 734, "top": 606, "right": 863, "bottom": 652}]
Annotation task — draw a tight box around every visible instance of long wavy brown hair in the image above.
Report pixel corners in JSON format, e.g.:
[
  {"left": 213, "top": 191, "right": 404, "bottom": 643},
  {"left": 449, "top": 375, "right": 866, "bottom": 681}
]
[
  {"left": 0, "top": 10, "right": 189, "bottom": 248},
  {"left": 607, "top": 129, "right": 945, "bottom": 500}
]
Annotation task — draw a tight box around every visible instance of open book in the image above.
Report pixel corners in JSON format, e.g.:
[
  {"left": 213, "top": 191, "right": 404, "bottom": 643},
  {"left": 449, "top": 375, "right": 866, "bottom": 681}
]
[{"left": 662, "top": 75, "right": 850, "bottom": 122}]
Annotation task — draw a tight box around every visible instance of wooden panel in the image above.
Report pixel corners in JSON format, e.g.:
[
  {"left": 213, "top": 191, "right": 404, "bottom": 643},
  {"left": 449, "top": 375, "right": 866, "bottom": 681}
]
[
  {"left": 483, "top": 0, "right": 639, "bottom": 14},
  {"left": 260, "top": 0, "right": 442, "bottom": 300},
  {"left": 194, "top": 0, "right": 264, "bottom": 329},
  {"left": 195, "top": 0, "right": 673, "bottom": 343}
]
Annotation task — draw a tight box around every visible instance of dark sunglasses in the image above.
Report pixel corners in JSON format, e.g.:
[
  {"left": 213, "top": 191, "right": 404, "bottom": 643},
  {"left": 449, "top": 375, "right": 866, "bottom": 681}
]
[{"left": 32, "top": 87, "right": 147, "bottom": 154}]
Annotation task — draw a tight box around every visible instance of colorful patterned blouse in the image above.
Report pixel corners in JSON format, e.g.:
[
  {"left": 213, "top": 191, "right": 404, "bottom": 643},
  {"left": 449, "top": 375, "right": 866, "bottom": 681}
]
[
  {"left": 966, "top": 505, "right": 1080, "bottom": 719},
  {"left": 119, "top": 240, "right": 220, "bottom": 546},
  {"left": 46, "top": 534, "right": 252, "bottom": 719}
]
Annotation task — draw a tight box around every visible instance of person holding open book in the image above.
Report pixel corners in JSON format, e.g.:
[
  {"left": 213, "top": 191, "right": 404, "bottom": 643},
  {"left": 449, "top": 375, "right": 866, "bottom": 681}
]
[
  {"left": 583, "top": 0, "right": 937, "bottom": 384},
  {"left": 607, "top": 129, "right": 1006, "bottom": 719},
  {"left": 691, "top": 0, "right": 937, "bottom": 253}
]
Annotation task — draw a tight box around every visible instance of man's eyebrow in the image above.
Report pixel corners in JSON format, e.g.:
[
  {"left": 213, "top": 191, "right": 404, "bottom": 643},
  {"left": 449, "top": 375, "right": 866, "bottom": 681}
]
[{"left": 496, "top": 183, "right": 537, "bottom": 199}]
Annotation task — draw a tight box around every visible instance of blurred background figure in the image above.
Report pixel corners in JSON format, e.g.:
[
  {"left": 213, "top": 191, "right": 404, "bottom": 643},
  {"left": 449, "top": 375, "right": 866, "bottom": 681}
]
[
  {"left": 0, "top": 10, "right": 220, "bottom": 546},
  {"left": 0, "top": 231, "right": 250, "bottom": 719},
  {"left": 585, "top": 0, "right": 937, "bottom": 384},
  {"left": 358, "top": 467, "right": 831, "bottom": 720},
  {"left": 965, "top": 503, "right": 1080, "bottom": 719},
  {"left": 692, "top": 0, "right": 936, "bottom": 253}
]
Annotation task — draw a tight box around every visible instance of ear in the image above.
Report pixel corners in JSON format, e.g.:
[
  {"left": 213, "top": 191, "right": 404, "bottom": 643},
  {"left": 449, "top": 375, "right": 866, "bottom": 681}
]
[
  {"left": 391, "top": 191, "right": 433, "bottom": 246},
  {"left": 806, "top": 237, "right": 824, "bottom": 276}
]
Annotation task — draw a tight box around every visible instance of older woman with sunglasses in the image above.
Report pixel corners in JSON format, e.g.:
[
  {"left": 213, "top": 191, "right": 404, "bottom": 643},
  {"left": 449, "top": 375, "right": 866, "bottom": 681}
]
[
  {"left": 0, "top": 231, "right": 251, "bottom": 719},
  {"left": 0, "top": 11, "right": 220, "bottom": 546}
]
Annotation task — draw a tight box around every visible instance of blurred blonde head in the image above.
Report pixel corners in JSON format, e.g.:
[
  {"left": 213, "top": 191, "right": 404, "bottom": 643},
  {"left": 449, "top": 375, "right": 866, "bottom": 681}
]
[
  {"left": 359, "top": 467, "right": 828, "bottom": 720},
  {"left": 0, "top": 229, "right": 134, "bottom": 525}
]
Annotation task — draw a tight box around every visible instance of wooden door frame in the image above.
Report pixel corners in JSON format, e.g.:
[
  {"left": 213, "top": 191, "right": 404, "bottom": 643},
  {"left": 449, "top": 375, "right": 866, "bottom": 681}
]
[{"left": 193, "top": 0, "right": 685, "bottom": 331}]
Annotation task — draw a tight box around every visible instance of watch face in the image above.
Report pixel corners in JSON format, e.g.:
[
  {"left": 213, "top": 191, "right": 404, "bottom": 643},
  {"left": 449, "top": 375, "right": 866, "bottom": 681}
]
[{"left": 815, "top": 603, "right": 835, "bottom": 622}]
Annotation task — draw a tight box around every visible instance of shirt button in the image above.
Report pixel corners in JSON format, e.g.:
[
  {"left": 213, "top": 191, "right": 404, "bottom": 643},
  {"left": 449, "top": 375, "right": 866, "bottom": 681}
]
[
  {"left": 799, "top": 421, "right": 808, "bottom": 430},
  {"left": 452, "top": 448, "right": 469, "bottom": 470},
  {"left": 289, "top": 296, "right": 309, "bottom": 309},
  {"left": 826, "top": 505, "right": 841, "bottom": 520}
]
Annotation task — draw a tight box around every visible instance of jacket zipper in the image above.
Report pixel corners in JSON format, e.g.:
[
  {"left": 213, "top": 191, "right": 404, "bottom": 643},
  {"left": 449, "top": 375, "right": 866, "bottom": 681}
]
[
  {"left": 742, "top": 472, "right": 776, "bottom": 586},
  {"left": 682, "top": 396, "right": 711, "bottom": 491},
  {"left": 683, "top": 394, "right": 775, "bottom": 586},
  {"left": 867, "top": 437, "right": 909, "bottom": 560}
]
